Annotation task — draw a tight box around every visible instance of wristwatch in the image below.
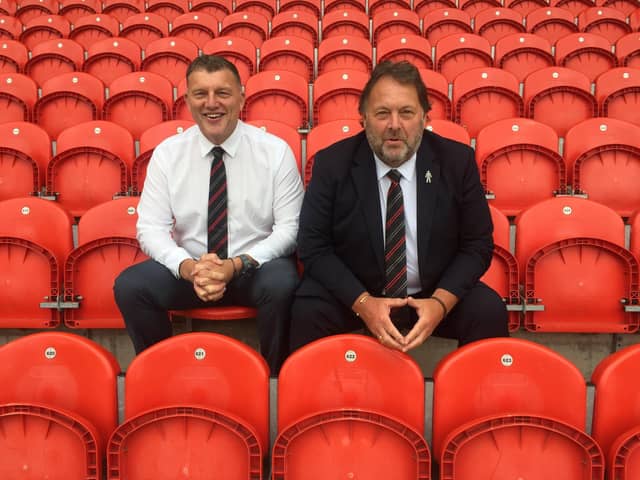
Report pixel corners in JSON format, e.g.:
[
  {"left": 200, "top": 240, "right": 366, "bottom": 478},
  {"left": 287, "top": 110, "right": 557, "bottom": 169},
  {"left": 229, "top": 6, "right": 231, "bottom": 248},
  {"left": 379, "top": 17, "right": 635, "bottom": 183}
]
[{"left": 238, "top": 254, "right": 258, "bottom": 277}]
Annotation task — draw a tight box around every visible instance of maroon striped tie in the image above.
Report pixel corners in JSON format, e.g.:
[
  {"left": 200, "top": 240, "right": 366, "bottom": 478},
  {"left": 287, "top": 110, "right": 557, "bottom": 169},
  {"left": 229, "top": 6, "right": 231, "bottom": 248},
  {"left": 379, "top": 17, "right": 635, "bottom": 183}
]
[
  {"left": 207, "top": 146, "right": 227, "bottom": 259},
  {"left": 384, "top": 169, "right": 407, "bottom": 298}
]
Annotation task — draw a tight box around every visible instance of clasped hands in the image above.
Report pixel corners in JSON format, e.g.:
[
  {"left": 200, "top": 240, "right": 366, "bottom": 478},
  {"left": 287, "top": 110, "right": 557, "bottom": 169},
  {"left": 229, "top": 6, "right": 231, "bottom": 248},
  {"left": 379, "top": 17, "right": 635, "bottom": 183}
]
[
  {"left": 352, "top": 294, "right": 448, "bottom": 353},
  {"left": 179, "top": 253, "right": 235, "bottom": 302}
]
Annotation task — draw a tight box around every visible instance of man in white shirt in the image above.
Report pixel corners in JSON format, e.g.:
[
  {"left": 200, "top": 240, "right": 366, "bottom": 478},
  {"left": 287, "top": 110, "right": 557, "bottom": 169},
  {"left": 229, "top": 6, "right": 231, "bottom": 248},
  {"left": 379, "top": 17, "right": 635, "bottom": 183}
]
[{"left": 114, "top": 55, "right": 304, "bottom": 373}]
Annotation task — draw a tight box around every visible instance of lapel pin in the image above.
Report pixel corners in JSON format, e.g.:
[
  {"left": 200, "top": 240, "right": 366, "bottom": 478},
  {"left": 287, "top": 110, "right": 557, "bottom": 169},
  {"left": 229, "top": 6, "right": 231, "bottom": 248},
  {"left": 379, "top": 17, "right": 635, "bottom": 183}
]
[{"left": 425, "top": 170, "right": 432, "bottom": 184}]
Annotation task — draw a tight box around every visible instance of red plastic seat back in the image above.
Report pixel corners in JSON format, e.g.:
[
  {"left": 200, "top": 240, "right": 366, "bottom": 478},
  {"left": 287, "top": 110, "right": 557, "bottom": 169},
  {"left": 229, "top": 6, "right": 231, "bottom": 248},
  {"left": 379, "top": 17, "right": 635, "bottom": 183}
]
[
  {"left": 0, "top": 332, "right": 120, "bottom": 448},
  {"left": 591, "top": 343, "right": 640, "bottom": 459},
  {"left": 278, "top": 334, "right": 425, "bottom": 433},
  {"left": 432, "top": 337, "right": 587, "bottom": 459},
  {"left": 125, "top": 332, "right": 270, "bottom": 450}
]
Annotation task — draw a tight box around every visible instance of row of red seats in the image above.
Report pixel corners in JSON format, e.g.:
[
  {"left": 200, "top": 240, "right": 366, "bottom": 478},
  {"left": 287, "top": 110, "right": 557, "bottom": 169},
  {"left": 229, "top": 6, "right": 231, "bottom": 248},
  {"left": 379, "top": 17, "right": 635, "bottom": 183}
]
[
  {"left": 1, "top": 194, "right": 639, "bottom": 333},
  {"left": 3, "top": 113, "right": 637, "bottom": 216},
  {"left": 2, "top": 62, "right": 639, "bottom": 141},
  {"left": 1, "top": 3, "right": 638, "bottom": 50},
  {"left": 0, "top": 331, "right": 638, "bottom": 479}
]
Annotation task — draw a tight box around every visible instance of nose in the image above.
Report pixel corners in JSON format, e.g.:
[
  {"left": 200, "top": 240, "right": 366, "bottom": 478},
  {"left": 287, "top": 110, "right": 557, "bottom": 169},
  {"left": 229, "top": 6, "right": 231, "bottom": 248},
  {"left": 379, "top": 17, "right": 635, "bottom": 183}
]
[
  {"left": 204, "top": 91, "right": 218, "bottom": 107},
  {"left": 386, "top": 111, "right": 401, "bottom": 130}
]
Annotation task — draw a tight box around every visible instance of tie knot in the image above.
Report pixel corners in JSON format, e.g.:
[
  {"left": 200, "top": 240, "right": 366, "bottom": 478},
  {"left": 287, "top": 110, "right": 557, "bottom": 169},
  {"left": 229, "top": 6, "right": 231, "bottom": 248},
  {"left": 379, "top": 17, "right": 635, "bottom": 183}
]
[
  {"left": 387, "top": 169, "right": 402, "bottom": 184},
  {"left": 211, "top": 146, "right": 224, "bottom": 161}
]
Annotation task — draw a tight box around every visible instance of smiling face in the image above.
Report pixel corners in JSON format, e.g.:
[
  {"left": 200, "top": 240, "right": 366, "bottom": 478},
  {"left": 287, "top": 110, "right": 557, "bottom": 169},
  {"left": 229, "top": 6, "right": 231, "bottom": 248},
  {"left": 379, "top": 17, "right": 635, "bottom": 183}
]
[
  {"left": 361, "top": 76, "right": 426, "bottom": 168},
  {"left": 185, "top": 67, "right": 245, "bottom": 145}
]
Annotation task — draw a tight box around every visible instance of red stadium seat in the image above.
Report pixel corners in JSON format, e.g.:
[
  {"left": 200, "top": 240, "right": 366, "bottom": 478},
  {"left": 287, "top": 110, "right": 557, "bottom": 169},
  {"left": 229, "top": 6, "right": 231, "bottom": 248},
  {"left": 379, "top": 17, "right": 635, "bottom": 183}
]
[
  {"left": 418, "top": 69, "right": 451, "bottom": 121},
  {"left": 435, "top": 33, "right": 493, "bottom": 83},
  {"left": 0, "top": 39, "right": 26, "bottom": 74},
  {"left": 47, "top": 120, "right": 135, "bottom": 216},
  {"left": 555, "top": 32, "right": 618, "bottom": 83},
  {"left": 414, "top": 0, "right": 456, "bottom": 17},
  {"left": 482, "top": 205, "right": 521, "bottom": 330},
  {"left": 202, "top": 35, "right": 256, "bottom": 85},
  {"left": 219, "top": 11, "right": 269, "bottom": 47},
  {"left": 323, "top": 0, "right": 366, "bottom": 13},
  {"left": 274, "top": 334, "right": 430, "bottom": 480},
  {"left": 0, "top": 197, "right": 73, "bottom": 328},
  {"left": 317, "top": 35, "right": 372, "bottom": 75},
  {"left": 172, "top": 77, "right": 190, "bottom": 120},
  {"left": 108, "top": 332, "right": 269, "bottom": 479},
  {"left": 367, "top": 0, "right": 410, "bottom": 17},
  {"left": 0, "top": 15, "right": 22, "bottom": 40},
  {"left": 565, "top": 117, "right": 640, "bottom": 216},
  {"left": 526, "top": 7, "right": 579, "bottom": 45},
  {"left": 64, "top": 197, "right": 147, "bottom": 328},
  {"left": 270, "top": 11, "right": 319, "bottom": 47},
  {"left": 452, "top": 67, "right": 523, "bottom": 139},
  {"left": 14, "top": 0, "right": 56, "bottom": 24},
  {"left": 246, "top": 119, "right": 302, "bottom": 173},
  {"left": 278, "top": 0, "right": 320, "bottom": 17},
  {"left": 596, "top": 67, "right": 640, "bottom": 128},
  {"left": 68, "top": 13, "right": 120, "bottom": 50},
  {"left": 58, "top": 0, "right": 99, "bottom": 23},
  {"left": 133, "top": 119, "right": 194, "bottom": 193},
  {"left": 504, "top": 0, "right": 548, "bottom": 16},
  {"left": 312, "top": 68, "right": 368, "bottom": 125},
  {"left": 120, "top": 12, "right": 169, "bottom": 49},
  {"left": 0, "top": 72, "right": 36, "bottom": 123},
  {"left": 475, "top": 118, "right": 565, "bottom": 216},
  {"left": 101, "top": 0, "right": 143, "bottom": 23},
  {"left": 422, "top": 8, "right": 472, "bottom": 46},
  {"left": 140, "top": 36, "right": 199, "bottom": 87},
  {"left": 458, "top": 0, "right": 501, "bottom": 18},
  {"left": 0, "top": 0, "right": 16, "bottom": 16},
  {"left": 258, "top": 36, "right": 314, "bottom": 81},
  {"left": 82, "top": 37, "right": 141, "bottom": 87},
  {"left": 320, "top": 9, "right": 370, "bottom": 40},
  {"left": 591, "top": 344, "right": 640, "bottom": 473},
  {"left": 578, "top": 6, "right": 631, "bottom": 44},
  {"left": 145, "top": 0, "right": 188, "bottom": 22},
  {"left": 234, "top": 0, "right": 275, "bottom": 19},
  {"left": 514, "top": 197, "right": 635, "bottom": 332},
  {"left": 523, "top": 66, "right": 597, "bottom": 138},
  {"left": 102, "top": 71, "right": 174, "bottom": 140},
  {"left": 616, "top": 33, "right": 640, "bottom": 68},
  {"left": 432, "top": 337, "right": 591, "bottom": 460},
  {"left": 304, "top": 119, "right": 362, "bottom": 185},
  {"left": 376, "top": 34, "right": 433, "bottom": 70},
  {"left": 473, "top": 7, "right": 526, "bottom": 45},
  {"left": 190, "top": 0, "right": 230, "bottom": 20},
  {"left": 24, "top": 38, "right": 84, "bottom": 88},
  {"left": 494, "top": 33, "right": 554, "bottom": 83},
  {"left": 550, "top": 0, "right": 596, "bottom": 16},
  {"left": 19, "top": 14, "right": 70, "bottom": 51},
  {"left": 632, "top": 209, "right": 640, "bottom": 261},
  {"left": 598, "top": 0, "right": 638, "bottom": 14},
  {"left": 33, "top": 72, "right": 105, "bottom": 140},
  {"left": 243, "top": 70, "right": 309, "bottom": 129},
  {"left": 170, "top": 12, "right": 218, "bottom": 49},
  {"left": 425, "top": 119, "right": 470, "bottom": 144},
  {"left": 371, "top": 8, "right": 421, "bottom": 46},
  {"left": 631, "top": 10, "right": 640, "bottom": 35},
  {"left": 0, "top": 122, "right": 50, "bottom": 200},
  {"left": 0, "top": 332, "right": 120, "bottom": 478}
]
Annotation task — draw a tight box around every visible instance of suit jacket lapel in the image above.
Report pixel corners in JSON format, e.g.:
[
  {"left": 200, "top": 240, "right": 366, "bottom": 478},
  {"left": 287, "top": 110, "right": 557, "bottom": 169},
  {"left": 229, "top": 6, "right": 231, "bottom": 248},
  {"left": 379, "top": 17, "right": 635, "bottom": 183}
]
[
  {"left": 352, "top": 140, "right": 385, "bottom": 276},
  {"left": 416, "top": 133, "right": 439, "bottom": 282}
]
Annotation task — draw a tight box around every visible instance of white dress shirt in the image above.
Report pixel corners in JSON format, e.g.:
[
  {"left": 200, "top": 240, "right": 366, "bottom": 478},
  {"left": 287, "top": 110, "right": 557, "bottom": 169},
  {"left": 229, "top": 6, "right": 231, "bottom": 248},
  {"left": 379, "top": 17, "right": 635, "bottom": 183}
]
[
  {"left": 374, "top": 154, "right": 421, "bottom": 295},
  {"left": 137, "top": 120, "right": 304, "bottom": 277}
]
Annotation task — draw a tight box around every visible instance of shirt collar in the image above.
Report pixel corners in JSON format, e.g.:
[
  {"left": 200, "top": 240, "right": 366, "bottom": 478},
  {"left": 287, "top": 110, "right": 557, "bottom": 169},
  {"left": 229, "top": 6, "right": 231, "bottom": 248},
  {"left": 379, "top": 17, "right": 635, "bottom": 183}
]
[
  {"left": 196, "top": 120, "right": 244, "bottom": 160},
  {"left": 374, "top": 150, "right": 417, "bottom": 183}
]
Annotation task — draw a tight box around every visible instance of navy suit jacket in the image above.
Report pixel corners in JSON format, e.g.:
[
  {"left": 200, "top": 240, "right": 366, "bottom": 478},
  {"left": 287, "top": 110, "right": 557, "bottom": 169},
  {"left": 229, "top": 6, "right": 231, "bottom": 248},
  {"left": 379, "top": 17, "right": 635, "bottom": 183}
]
[{"left": 296, "top": 129, "right": 494, "bottom": 309}]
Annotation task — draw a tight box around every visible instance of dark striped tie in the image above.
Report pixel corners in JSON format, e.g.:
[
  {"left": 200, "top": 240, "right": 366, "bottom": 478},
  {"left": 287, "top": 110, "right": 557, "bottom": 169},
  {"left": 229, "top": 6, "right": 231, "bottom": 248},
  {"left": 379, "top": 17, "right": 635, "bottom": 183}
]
[
  {"left": 207, "top": 146, "right": 227, "bottom": 259},
  {"left": 384, "top": 169, "right": 407, "bottom": 298}
]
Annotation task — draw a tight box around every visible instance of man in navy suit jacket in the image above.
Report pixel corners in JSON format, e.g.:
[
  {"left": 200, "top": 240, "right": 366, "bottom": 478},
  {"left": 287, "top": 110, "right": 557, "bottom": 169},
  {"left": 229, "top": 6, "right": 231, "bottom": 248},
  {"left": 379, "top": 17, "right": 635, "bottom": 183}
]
[{"left": 291, "top": 61, "right": 508, "bottom": 353}]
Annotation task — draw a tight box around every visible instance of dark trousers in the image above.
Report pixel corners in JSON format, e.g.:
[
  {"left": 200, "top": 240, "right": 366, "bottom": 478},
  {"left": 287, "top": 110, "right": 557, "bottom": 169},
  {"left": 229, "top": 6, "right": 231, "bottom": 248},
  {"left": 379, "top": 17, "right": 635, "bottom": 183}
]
[
  {"left": 290, "top": 281, "right": 509, "bottom": 352},
  {"left": 114, "top": 257, "right": 299, "bottom": 374}
]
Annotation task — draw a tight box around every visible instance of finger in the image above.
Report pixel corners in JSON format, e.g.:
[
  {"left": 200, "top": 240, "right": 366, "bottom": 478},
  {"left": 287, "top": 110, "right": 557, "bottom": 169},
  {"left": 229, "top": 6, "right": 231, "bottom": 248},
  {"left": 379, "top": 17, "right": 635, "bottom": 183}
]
[
  {"left": 403, "top": 323, "right": 430, "bottom": 351},
  {"left": 385, "top": 322, "right": 407, "bottom": 346},
  {"left": 386, "top": 297, "right": 409, "bottom": 308},
  {"left": 378, "top": 332, "right": 405, "bottom": 351},
  {"left": 200, "top": 253, "right": 224, "bottom": 265}
]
